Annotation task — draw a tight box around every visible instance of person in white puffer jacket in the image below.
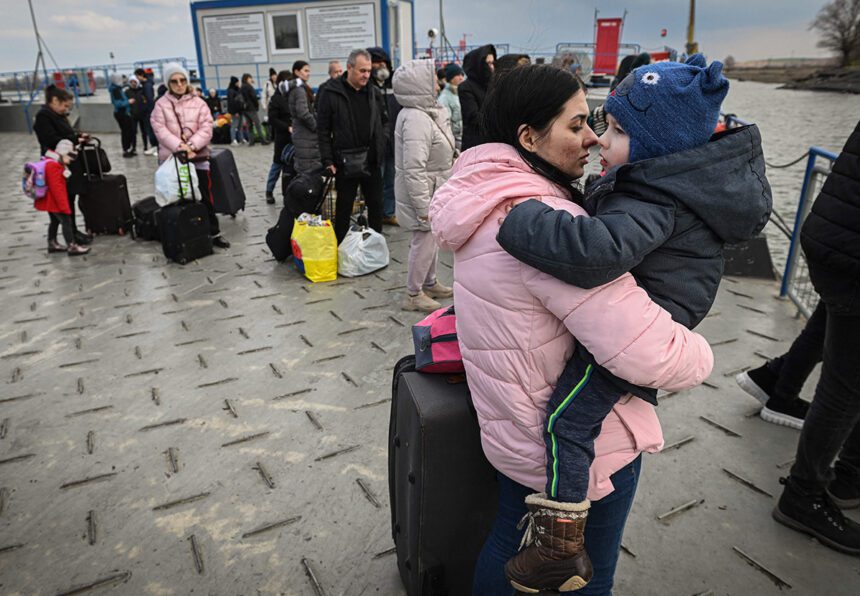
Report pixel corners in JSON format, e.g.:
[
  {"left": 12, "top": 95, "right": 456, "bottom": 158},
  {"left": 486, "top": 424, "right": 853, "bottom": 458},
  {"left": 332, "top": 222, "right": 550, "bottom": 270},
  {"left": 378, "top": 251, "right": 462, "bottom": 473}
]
[{"left": 393, "top": 59, "right": 459, "bottom": 312}]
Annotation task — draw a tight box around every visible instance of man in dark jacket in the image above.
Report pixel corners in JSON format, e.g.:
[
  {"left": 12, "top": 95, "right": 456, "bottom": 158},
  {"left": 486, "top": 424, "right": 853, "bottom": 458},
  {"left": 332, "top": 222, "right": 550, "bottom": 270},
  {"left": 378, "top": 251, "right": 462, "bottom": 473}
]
[
  {"left": 770, "top": 120, "right": 860, "bottom": 555},
  {"left": 33, "top": 84, "right": 92, "bottom": 245},
  {"left": 241, "top": 74, "right": 269, "bottom": 145},
  {"left": 459, "top": 44, "right": 496, "bottom": 151},
  {"left": 134, "top": 68, "right": 158, "bottom": 155},
  {"left": 368, "top": 46, "right": 401, "bottom": 226},
  {"left": 266, "top": 71, "right": 293, "bottom": 204},
  {"left": 316, "top": 60, "right": 343, "bottom": 108},
  {"left": 317, "top": 48, "right": 388, "bottom": 243}
]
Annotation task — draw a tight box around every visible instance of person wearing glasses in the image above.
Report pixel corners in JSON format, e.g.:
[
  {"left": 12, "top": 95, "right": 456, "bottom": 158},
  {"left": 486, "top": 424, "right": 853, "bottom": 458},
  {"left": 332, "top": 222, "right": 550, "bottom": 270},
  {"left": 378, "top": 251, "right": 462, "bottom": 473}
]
[{"left": 151, "top": 62, "right": 230, "bottom": 249}]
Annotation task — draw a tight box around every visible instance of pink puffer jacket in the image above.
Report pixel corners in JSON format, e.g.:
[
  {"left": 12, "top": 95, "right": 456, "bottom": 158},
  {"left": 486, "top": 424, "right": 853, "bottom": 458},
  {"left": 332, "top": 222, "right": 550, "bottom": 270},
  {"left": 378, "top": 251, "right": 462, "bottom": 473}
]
[
  {"left": 151, "top": 93, "right": 213, "bottom": 168},
  {"left": 430, "top": 144, "right": 714, "bottom": 500}
]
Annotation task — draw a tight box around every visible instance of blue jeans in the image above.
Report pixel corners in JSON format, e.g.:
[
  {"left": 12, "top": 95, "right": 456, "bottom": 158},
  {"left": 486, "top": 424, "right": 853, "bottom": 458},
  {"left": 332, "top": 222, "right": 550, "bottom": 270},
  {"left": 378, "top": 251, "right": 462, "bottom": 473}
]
[
  {"left": 473, "top": 455, "right": 642, "bottom": 596},
  {"left": 266, "top": 161, "right": 283, "bottom": 195},
  {"left": 382, "top": 153, "right": 395, "bottom": 217}
]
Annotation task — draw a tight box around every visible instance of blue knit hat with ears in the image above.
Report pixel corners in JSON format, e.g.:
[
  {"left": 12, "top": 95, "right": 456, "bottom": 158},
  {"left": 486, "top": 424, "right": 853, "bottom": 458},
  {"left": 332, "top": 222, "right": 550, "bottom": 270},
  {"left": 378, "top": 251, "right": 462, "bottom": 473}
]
[{"left": 604, "top": 54, "right": 729, "bottom": 162}]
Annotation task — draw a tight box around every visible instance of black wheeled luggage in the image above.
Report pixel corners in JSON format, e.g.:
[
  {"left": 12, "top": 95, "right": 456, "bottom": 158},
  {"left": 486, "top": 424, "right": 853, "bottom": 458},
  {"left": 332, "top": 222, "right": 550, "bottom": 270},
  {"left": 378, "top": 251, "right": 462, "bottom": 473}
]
[
  {"left": 388, "top": 356, "right": 498, "bottom": 596},
  {"left": 78, "top": 141, "right": 133, "bottom": 235},
  {"left": 209, "top": 147, "right": 246, "bottom": 216},
  {"left": 133, "top": 196, "right": 161, "bottom": 241},
  {"left": 157, "top": 153, "right": 213, "bottom": 264}
]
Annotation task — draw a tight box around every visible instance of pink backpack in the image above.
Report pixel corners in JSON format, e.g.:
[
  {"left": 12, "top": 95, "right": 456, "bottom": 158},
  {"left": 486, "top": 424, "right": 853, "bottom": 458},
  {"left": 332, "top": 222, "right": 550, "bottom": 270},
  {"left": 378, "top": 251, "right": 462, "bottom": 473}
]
[
  {"left": 412, "top": 306, "right": 464, "bottom": 373},
  {"left": 22, "top": 159, "right": 49, "bottom": 201}
]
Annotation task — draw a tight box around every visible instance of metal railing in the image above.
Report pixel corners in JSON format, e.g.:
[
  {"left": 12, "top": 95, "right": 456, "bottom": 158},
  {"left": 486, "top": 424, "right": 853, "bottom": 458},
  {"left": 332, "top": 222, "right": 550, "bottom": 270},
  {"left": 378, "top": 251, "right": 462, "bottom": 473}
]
[{"left": 780, "top": 148, "right": 837, "bottom": 318}]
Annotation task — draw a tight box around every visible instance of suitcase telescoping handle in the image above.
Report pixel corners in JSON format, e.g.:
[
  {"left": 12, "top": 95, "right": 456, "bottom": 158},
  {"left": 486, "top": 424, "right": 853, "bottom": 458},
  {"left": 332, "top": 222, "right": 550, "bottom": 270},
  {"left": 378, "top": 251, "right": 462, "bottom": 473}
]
[
  {"left": 79, "top": 136, "right": 105, "bottom": 181},
  {"left": 173, "top": 151, "right": 198, "bottom": 203}
]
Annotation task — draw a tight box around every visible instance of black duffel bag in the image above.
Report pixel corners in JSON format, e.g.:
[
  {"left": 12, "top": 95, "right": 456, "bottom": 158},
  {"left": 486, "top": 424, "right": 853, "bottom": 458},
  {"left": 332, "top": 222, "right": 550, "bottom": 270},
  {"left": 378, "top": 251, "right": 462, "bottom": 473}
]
[{"left": 284, "top": 169, "right": 333, "bottom": 216}]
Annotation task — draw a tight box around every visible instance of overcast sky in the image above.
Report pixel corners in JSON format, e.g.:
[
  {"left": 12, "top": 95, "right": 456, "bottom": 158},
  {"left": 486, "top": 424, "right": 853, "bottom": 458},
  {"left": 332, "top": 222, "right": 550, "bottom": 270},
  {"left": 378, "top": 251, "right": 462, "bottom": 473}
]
[{"left": 1, "top": 0, "right": 831, "bottom": 73}]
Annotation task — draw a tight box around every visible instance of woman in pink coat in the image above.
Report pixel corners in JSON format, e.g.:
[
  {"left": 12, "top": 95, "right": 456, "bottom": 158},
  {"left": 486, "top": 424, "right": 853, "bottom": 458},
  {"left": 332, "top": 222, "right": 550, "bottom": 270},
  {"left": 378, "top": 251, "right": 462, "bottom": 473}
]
[
  {"left": 430, "top": 65, "right": 714, "bottom": 595},
  {"left": 150, "top": 62, "right": 229, "bottom": 249}
]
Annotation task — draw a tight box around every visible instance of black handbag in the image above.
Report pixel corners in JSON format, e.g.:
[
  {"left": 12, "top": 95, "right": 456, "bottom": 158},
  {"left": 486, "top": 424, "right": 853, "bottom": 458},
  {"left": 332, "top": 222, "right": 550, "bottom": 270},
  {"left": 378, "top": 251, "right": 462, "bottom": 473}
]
[
  {"left": 338, "top": 147, "right": 371, "bottom": 178},
  {"left": 336, "top": 88, "right": 378, "bottom": 179}
]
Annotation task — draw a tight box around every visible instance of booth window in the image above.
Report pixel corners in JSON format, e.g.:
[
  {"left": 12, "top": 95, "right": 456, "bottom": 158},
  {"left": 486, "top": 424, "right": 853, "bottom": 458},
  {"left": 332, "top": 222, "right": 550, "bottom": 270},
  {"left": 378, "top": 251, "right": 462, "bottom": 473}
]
[{"left": 269, "top": 12, "right": 303, "bottom": 54}]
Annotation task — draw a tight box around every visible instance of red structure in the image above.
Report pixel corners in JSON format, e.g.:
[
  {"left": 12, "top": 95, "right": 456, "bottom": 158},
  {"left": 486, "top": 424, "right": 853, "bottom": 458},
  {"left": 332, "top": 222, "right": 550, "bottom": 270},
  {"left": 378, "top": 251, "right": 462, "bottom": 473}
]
[{"left": 593, "top": 17, "right": 623, "bottom": 75}]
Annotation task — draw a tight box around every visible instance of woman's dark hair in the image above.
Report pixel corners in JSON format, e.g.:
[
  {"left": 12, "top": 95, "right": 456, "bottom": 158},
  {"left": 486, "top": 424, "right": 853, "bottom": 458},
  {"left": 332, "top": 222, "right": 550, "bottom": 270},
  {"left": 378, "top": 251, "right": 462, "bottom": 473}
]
[
  {"left": 276, "top": 70, "right": 291, "bottom": 85},
  {"left": 292, "top": 60, "right": 309, "bottom": 75},
  {"left": 482, "top": 64, "right": 584, "bottom": 148},
  {"left": 45, "top": 84, "right": 73, "bottom": 104},
  {"left": 241, "top": 73, "right": 253, "bottom": 84}
]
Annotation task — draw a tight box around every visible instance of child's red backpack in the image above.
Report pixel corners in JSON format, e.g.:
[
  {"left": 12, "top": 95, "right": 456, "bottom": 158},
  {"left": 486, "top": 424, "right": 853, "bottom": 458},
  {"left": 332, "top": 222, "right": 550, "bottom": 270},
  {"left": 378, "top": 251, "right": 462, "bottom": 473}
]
[
  {"left": 412, "top": 306, "right": 465, "bottom": 373},
  {"left": 22, "top": 159, "right": 49, "bottom": 201}
]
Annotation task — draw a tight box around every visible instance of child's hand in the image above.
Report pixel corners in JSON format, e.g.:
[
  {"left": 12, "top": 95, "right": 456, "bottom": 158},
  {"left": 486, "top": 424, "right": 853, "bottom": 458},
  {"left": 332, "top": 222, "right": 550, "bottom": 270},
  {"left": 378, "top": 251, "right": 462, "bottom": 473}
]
[{"left": 497, "top": 200, "right": 523, "bottom": 226}]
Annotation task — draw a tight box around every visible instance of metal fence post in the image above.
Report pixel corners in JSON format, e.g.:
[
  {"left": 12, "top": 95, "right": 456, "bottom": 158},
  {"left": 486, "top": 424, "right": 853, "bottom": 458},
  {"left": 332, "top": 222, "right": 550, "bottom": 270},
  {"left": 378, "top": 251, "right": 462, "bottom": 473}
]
[{"left": 780, "top": 152, "right": 819, "bottom": 297}]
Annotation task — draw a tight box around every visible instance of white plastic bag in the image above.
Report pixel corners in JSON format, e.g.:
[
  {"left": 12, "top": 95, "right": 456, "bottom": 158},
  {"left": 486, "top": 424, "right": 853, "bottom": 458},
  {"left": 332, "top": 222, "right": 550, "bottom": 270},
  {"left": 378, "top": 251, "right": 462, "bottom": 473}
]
[
  {"left": 337, "top": 226, "right": 389, "bottom": 277},
  {"left": 154, "top": 156, "right": 199, "bottom": 207}
]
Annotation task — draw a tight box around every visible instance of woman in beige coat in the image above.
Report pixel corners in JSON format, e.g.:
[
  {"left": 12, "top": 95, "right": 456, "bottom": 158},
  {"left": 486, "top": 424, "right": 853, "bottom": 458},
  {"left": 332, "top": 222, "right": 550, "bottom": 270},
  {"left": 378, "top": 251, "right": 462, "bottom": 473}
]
[{"left": 393, "top": 59, "right": 458, "bottom": 312}]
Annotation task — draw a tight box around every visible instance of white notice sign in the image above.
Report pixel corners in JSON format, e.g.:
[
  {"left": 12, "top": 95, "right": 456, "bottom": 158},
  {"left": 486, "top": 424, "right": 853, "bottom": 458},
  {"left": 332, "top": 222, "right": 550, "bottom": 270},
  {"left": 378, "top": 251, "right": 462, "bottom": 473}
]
[
  {"left": 203, "top": 13, "right": 268, "bottom": 65},
  {"left": 306, "top": 4, "right": 377, "bottom": 60}
]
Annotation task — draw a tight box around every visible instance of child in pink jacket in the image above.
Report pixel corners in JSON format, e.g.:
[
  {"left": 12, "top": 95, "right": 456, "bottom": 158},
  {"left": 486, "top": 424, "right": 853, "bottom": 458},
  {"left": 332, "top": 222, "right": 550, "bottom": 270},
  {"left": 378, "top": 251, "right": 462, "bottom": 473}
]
[{"left": 431, "top": 64, "right": 714, "bottom": 594}]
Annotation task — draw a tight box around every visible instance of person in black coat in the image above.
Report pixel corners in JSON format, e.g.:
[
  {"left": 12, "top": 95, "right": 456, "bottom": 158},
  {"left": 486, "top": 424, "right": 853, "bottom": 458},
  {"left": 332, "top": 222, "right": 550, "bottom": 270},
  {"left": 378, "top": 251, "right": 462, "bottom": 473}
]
[
  {"left": 367, "top": 47, "right": 401, "bottom": 226},
  {"left": 126, "top": 77, "right": 152, "bottom": 153},
  {"left": 459, "top": 44, "right": 496, "bottom": 151},
  {"left": 133, "top": 68, "right": 158, "bottom": 154},
  {"left": 227, "top": 76, "right": 245, "bottom": 144},
  {"left": 317, "top": 49, "right": 388, "bottom": 243},
  {"left": 241, "top": 73, "right": 268, "bottom": 145},
  {"left": 265, "top": 70, "right": 294, "bottom": 204},
  {"left": 768, "top": 120, "right": 860, "bottom": 554},
  {"left": 32, "top": 85, "right": 92, "bottom": 244}
]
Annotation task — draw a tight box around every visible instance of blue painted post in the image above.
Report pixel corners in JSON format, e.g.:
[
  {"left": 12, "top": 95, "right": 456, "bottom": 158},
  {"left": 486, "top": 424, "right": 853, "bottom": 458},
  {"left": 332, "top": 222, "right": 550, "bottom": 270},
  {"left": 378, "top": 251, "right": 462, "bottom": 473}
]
[{"left": 779, "top": 147, "right": 838, "bottom": 297}]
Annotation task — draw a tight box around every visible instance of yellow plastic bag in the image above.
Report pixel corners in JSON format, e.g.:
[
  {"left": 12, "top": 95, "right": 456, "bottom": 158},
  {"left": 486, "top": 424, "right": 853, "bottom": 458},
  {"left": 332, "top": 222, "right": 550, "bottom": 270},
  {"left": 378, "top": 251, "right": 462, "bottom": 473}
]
[{"left": 290, "top": 219, "right": 338, "bottom": 282}]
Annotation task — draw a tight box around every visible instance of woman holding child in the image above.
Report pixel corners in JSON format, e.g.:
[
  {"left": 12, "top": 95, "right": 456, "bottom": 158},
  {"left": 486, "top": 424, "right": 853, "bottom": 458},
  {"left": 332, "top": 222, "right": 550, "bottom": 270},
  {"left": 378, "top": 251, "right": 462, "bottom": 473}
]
[{"left": 431, "top": 58, "right": 770, "bottom": 594}]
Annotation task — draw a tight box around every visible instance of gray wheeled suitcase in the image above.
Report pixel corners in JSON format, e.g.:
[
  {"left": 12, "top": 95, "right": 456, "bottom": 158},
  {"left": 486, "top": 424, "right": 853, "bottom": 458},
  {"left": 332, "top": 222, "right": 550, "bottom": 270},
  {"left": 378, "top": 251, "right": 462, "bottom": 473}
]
[{"left": 388, "top": 356, "right": 498, "bottom": 595}]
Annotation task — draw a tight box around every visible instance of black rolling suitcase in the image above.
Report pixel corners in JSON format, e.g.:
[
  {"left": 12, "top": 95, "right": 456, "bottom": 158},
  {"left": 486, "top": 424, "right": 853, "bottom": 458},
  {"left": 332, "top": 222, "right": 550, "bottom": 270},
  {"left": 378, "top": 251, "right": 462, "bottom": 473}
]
[
  {"left": 132, "top": 196, "right": 160, "bottom": 241},
  {"left": 209, "top": 147, "right": 246, "bottom": 216},
  {"left": 78, "top": 141, "right": 133, "bottom": 235},
  {"left": 388, "top": 356, "right": 498, "bottom": 596},
  {"left": 157, "top": 153, "right": 213, "bottom": 264}
]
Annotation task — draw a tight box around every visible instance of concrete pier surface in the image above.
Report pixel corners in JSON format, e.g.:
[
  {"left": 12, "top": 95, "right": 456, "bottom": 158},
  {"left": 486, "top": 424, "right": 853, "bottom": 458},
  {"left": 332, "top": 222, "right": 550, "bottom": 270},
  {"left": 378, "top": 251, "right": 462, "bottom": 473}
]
[{"left": 1, "top": 133, "right": 857, "bottom": 595}]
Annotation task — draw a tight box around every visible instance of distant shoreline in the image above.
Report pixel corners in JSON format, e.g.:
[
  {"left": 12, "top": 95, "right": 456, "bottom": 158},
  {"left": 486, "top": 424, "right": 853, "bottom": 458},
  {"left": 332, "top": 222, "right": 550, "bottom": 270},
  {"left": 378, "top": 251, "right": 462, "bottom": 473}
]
[{"left": 725, "top": 65, "right": 860, "bottom": 94}]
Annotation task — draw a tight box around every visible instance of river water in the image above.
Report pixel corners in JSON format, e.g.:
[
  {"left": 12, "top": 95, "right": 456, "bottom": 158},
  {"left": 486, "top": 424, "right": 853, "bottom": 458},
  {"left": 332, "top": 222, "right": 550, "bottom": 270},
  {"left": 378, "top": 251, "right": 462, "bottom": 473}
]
[{"left": 722, "top": 80, "right": 860, "bottom": 270}]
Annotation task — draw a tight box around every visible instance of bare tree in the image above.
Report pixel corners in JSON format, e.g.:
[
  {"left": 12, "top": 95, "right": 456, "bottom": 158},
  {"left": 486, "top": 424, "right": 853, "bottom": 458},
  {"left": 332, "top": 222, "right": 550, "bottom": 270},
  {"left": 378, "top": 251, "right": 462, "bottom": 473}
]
[{"left": 810, "top": 0, "right": 860, "bottom": 67}]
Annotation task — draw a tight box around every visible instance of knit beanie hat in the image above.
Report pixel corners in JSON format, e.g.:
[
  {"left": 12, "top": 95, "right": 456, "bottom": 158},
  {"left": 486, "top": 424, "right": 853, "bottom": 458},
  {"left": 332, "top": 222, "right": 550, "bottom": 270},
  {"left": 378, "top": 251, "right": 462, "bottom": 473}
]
[
  {"left": 109, "top": 73, "right": 123, "bottom": 86},
  {"left": 604, "top": 54, "right": 729, "bottom": 162},
  {"left": 55, "top": 139, "right": 78, "bottom": 158},
  {"left": 162, "top": 62, "right": 189, "bottom": 83},
  {"left": 444, "top": 63, "right": 465, "bottom": 82}
]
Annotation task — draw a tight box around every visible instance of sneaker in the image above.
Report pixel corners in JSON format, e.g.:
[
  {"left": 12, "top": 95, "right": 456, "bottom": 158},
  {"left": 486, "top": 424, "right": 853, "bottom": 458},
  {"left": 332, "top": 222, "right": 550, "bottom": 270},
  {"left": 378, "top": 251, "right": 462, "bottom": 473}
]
[
  {"left": 67, "top": 243, "right": 90, "bottom": 256},
  {"left": 266, "top": 193, "right": 276, "bottom": 205},
  {"left": 48, "top": 240, "right": 67, "bottom": 253},
  {"left": 736, "top": 364, "right": 779, "bottom": 406},
  {"left": 423, "top": 281, "right": 454, "bottom": 300},
  {"left": 828, "top": 473, "right": 860, "bottom": 510},
  {"left": 144, "top": 147, "right": 158, "bottom": 156},
  {"left": 773, "top": 477, "right": 860, "bottom": 555},
  {"left": 231, "top": 140, "right": 239, "bottom": 146},
  {"left": 402, "top": 291, "right": 441, "bottom": 313},
  {"left": 760, "top": 397, "right": 809, "bottom": 430},
  {"left": 383, "top": 215, "right": 399, "bottom": 226},
  {"left": 242, "top": 139, "right": 249, "bottom": 145},
  {"left": 212, "top": 235, "right": 231, "bottom": 249}
]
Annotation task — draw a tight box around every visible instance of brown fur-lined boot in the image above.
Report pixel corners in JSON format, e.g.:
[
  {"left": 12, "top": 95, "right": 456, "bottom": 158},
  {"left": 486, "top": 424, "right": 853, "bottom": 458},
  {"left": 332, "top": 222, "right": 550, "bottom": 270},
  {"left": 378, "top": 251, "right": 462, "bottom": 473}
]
[{"left": 504, "top": 493, "right": 592, "bottom": 593}]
